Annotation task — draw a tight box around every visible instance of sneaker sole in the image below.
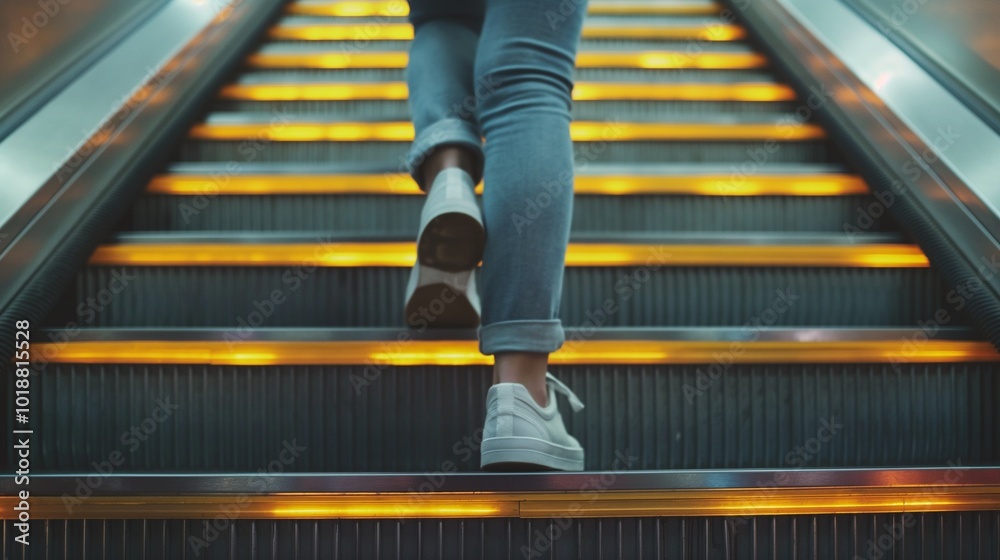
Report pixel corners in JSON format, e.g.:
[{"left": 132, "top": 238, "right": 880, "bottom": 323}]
[
  {"left": 480, "top": 436, "right": 585, "bottom": 472},
  {"left": 404, "top": 282, "right": 480, "bottom": 328},
  {"left": 417, "top": 210, "right": 485, "bottom": 272},
  {"left": 404, "top": 266, "right": 480, "bottom": 328}
]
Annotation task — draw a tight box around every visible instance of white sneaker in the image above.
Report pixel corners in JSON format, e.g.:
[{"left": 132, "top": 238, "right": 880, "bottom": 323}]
[
  {"left": 404, "top": 168, "right": 484, "bottom": 328},
  {"left": 480, "top": 372, "right": 585, "bottom": 471},
  {"left": 416, "top": 168, "right": 484, "bottom": 272}
]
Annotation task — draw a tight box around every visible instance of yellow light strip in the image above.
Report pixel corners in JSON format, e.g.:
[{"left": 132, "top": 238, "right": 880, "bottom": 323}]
[
  {"left": 287, "top": 0, "right": 410, "bottom": 17},
  {"left": 268, "top": 23, "right": 746, "bottom": 42},
  {"left": 247, "top": 51, "right": 410, "bottom": 69},
  {"left": 220, "top": 82, "right": 411, "bottom": 101},
  {"left": 86, "top": 242, "right": 927, "bottom": 268},
  {"left": 146, "top": 173, "right": 868, "bottom": 197},
  {"left": 28, "top": 339, "right": 997, "bottom": 366},
  {"left": 4, "top": 486, "right": 999, "bottom": 520},
  {"left": 246, "top": 51, "right": 768, "bottom": 70},
  {"left": 285, "top": 2, "right": 724, "bottom": 17},
  {"left": 217, "top": 82, "right": 797, "bottom": 102},
  {"left": 588, "top": 3, "right": 723, "bottom": 16},
  {"left": 573, "top": 82, "right": 795, "bottom": 102},
  {"left": 188, "top": 121, "right": 825, "bottom": 142}
]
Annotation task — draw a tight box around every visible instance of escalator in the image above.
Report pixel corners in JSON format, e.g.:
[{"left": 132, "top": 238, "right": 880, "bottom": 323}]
[{"left": 3, "top": 0, "right": 999, "bottom": 557}]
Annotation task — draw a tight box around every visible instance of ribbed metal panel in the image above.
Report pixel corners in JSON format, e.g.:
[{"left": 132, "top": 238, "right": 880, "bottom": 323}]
[
  {"left": 125, "top": 194, "right": 889, "bottom": 234},
  {"left": 45, "top": 266, "right": 954, "bottom": 328},
  {"left": 8, "top": 363, "right": 995, "bottom": 472},
  {"left": 211, "top": 99, "right": 800, "bottom": 119},
  {"left": 6, "top": 512, "right": 999, "bottom": 559},
  {"left": 178, "top": 139, "right": 836, "bottom": 166}
]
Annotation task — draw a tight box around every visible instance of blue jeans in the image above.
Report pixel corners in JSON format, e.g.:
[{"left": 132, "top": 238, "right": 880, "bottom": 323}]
[{"left": 406, "top": 0, "right": 587, "bottom": 355}]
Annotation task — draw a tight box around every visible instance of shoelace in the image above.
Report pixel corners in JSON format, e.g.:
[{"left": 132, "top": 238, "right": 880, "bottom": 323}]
[{"left": 546, "top": 372, "right": 585, "bottom": 412}]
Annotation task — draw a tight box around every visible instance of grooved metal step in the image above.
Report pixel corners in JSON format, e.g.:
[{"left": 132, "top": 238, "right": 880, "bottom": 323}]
[
  {"left": 41, "top": 233, "right": 957, "bottom": 328},
  {"left": 11, "top": 328, "right": 997, "bottom": 472},
  {"left": 178, "top": 137, "right": 837, "bottom": 165},
  {"left": 212, "top": 97, "right": 797, "bottom": 120},
  {"left": 126, "top": 163, "right": 885, "bottom": 233}
]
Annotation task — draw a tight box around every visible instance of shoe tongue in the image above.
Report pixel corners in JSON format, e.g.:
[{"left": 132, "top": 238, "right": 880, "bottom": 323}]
[{"left": 545, "top": 372, "right": 585, "bottom": 412}]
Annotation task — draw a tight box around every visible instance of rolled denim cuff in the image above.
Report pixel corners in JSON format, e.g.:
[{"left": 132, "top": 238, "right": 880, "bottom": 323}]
[
  {"left": 407, "top": 117, "right": 484, "bottom": 190},
  {"left": 478, "top": 319, "right": 565, "bottom": 355}
]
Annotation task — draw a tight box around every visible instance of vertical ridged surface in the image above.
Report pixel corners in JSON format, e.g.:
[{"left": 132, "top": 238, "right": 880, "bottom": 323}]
[
  {"left": 125, "top": 194, "right": 890, "bottom": 234},
  {"left": 5, "top": 512, "right": 999, "bottom": 559},
  {"left": 8, "top": 363, "right": 995, "bottom": 472},
  {"left": 44, "top": 267, "right": 960, "bottom": 328},
  {"left": 177, "top": 139, "right": 836, "bottom": 165}
]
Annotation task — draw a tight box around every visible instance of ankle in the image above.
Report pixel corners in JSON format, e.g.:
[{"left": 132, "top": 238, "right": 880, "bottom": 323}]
[
  {"left": 494, "top": 352, "right": 549, "bottom": 407},
  {"left": 422, "top": 145, "right": 476, "bottom": 189}
]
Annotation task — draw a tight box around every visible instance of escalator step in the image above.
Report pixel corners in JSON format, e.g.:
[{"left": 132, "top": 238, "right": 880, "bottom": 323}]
[
  {"left": 129, "top": 164, "right": 881, "bottom": 233},
  {"left": 178, "top": 138, "right": 836, "bottom": 165},
  {"left": 42, "top": 236, "right": 954, "bottom": 328},
  {"left": 126, "top": 193, "right": 889, "bottom": 233},
  {"left": 10, "top": 358, "right": 996, "bottom": 472}
]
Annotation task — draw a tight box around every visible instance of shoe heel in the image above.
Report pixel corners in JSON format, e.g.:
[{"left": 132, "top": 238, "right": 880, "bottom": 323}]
[
  {"left": 416, "top": 169, "right": 484, "bottom": 272},
  {"left": 404, "top": 264, "right": 480, "bottom": 328},
  {"left": 417, "top": 212, "right": 485, "bottom": 271}
]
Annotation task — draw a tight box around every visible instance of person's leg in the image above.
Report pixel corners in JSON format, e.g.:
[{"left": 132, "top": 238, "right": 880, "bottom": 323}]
[
  {"left": 406, "top": 0, "right": 486, "bottom": 189},
  {"left": 404, "top": 0, "right": 487, "bottom": 328},
  {"left": 474, "top": 0, "right": 588, "bottom": 405}
]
